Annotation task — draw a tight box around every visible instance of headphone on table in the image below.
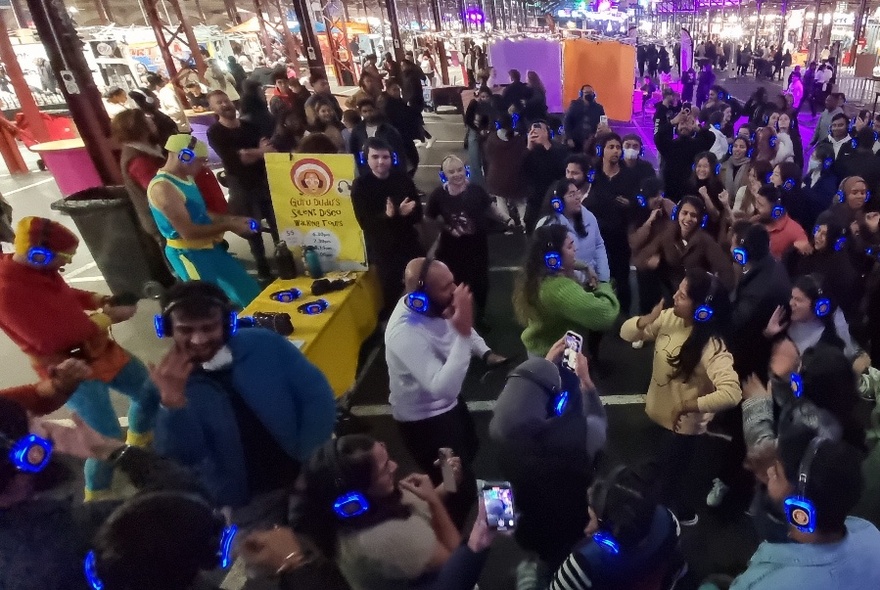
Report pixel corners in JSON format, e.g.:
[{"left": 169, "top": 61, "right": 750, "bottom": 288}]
[
  {"left": 783, "top": 436, "right": 826, "bottom": 534},
  {"left": 154, "top": 296, "right": 238, "bottom": 340},
  {"left": 803, "top": 274, "right": 831, "bottom": 317},
  {"left": 438, "top": 155, "right": 471, "bottom": 184},
  {"left": 543, "top": 239, "right": 563, "bottom": 272},
  {"left": 506, "top": 364, "right": 570, "bottom": 419},
  {"left": 358, "top": 149, "right": 399, "bottom": 167},
  {"left": 177, "top": 136, "right": 199, "bottom": 164},
  {"left": 590, "top": 465, "right": 646, "bottom": 555},
  {"left": 270, "top": 288, "right": 302, "bottom": 303},
  {"left": 26, "top": 218, "right": 58, "bottom": 267},
  {"left": 84, "top": 493, "right": 238, "bottom": 590},
  {"left": 693, "top": 273, "right": 719, "bottom": 323},
  {"left": 405, "top": 256, "right": 438, "bottom": 315},
  {"left": 325, "top": 438, "right": 371, "bottom": 519},
  {"left": 298, "top": 299, "right": 329, "bottom": 315},
  {"left": 1, "top": 432, "right": 52, "bottom": 474}
]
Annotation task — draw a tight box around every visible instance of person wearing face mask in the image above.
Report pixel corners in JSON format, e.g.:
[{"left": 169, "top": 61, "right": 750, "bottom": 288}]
[
  {"left": 722, "top": 136, "right": 752, "bottom": 199},
  {"left": 620, "top": 269, "right": 741, "bottom": 526},
  {"left": 537, "top": 178, "right": 609, "bottom": 289},
  {"left": 152, "top": 281, "right": 335, "bottom": 513},
  {"left": 583, "top": 133, "right": 639, "bottom": 315},
  {"left": 523, "top": 120, "right": 569, "bottom": 233},
  {"left": 564, "top": 84, "right": 605, "bottom": 152},
  {"left": 428, "top": 155, "right": 511, "bottom": 324},
  {"left": 633, "top": 195, "right": 735, "bottom": 292},
  {"left": 620, "top": 133, "right": 656, "bottom": 186},
  {"left": 654, "top": 108, "right": 715, "bottom": 201},
  {"left": 514, "top": 225, "right": 620, "bottom": 358},
  {"left": 485, "top": 113, "right": 528, "bottom": 228},
  {"left": 386, "top": 257, "right": 507, "bottom": 527}
]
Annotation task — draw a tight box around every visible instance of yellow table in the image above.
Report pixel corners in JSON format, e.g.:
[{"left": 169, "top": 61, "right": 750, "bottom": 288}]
[{"left": 240, "top": 270, "right": 381, "bottom": 398}]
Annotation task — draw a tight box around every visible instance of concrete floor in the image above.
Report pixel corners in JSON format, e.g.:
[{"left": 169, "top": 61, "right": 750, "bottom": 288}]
[{"left": 0, "top": 77, "right": 805, "bottom": 587}]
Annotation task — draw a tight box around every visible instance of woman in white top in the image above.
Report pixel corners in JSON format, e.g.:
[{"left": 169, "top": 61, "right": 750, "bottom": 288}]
[{"left": 721, "top": 136, "right": 752, "bottom": 199}]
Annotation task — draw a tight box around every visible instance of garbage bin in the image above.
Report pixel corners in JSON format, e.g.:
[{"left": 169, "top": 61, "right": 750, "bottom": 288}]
[{"left": 51, "top": 186, "right": 175, "bottom": 297}]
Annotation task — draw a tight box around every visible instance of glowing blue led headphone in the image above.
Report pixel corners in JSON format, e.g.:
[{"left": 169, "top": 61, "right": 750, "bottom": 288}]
[
  {"left": 297, "top": 299, "right": 329, "bottom": 315},
  {"left": 1, "top": 432, "right": 52, "bottom": 474},
  {"left": 26, "top": 218, "right": 57, "bottom": 267},
  {"left": 693, "top": 273, "right": 719, "bottom": 323},
  {"left": 635, "top": 193, "right": 647, "bottom": 208},
  {"left": 326, "top": 438, "right": 371, "bottom": 519},
  {"left": 270, "top": 288, "right": 302, "bottom": 303},
  {"left": 692, "top": 159, "right": 721, "bottom": 176},
  {"left": 671, "top": 203, "right": 709, "bottom": 229},
  {"left": 590, "top": 465, "right": 645, "bottom": 555},
  {"left": 771, "top": 198, "right": 785, "bottom": 219},
  {"left": 358, "top": 149, "right": 399, "bottom": 167},
  {"left": 768, "top": 134, "right": 778, "bottom": 149},
  {"left": 804, "top": 274, "right": 831, "bottom": 317},
  {"left": 84, "top": 494, "right": 238, "bottom": 590},
  {"left": 154, "top": 295, "right": 238, "bottom": 340},
  {"left": 732, "top": 236, "right": 749, "bottom": 266},
  {"left": 836, "top": 177, "right": 870, "bottom": 203},
  {"left": 543, "top": 239, "right": 562, "bottom": 272},
  {"left": 177, "top": 136, "right": 199, "bottom": 163},
  {"left": 783, "top": 436, "right": 826, "bottom": 534},
  {"left": 405, "top": 256, "right": 437, "bottom": 315},
  {"left": 790, "top": 372, "right": 804, "bottom": 398},
  {"left": 505, "top": 364, "right": 569, "bottom": 419},
  {"left": 438, "top": 155, "right": 470, "bottom": 184},
  {"left": 550, "top": 186, "right": 565, "bottom": 213}
]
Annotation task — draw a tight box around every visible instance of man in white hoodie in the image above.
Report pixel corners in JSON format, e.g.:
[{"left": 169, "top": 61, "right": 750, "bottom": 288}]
[{"left": 386, "top": 257, "right": 506, "bottom": 526}]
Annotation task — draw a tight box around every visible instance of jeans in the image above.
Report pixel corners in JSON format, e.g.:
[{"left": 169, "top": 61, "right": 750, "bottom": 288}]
[
  {"left": 165, "top": 245, "right": 261, "bottom": 309},
  {"left": 65, "top": 357, "right": 160, "bottom": 492}
]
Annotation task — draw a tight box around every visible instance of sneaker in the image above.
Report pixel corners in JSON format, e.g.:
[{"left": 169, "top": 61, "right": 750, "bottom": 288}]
[
  {"left": 677, "top": 512, "right": 699, "bottom": 526},
  {"left": 631, "top": 340, "right": 644, "bottom": 349},
  {"left": 706, "top": 478, "right": 730, "bottom": 507}
]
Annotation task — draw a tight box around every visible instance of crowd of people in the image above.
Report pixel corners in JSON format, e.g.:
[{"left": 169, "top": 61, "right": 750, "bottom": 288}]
[{"left": 3, "top": 44, "right": 880, "bottom": 590}]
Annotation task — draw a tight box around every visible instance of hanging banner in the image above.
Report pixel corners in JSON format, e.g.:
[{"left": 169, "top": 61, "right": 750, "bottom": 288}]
[
  {"left": 265, "top": 153, "right": 367, "bottom": 271},
  {"left": 680, "top": 28, "right": 693, "bottom": 75}
]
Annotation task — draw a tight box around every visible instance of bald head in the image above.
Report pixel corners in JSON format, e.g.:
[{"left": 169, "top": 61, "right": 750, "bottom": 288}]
[{"left": 404, "top": 257, "right": 453, "bottom": 292}]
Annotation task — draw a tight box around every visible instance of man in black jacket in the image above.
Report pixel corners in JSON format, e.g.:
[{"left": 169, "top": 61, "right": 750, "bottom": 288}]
[
  {"left": 349, "top": 98, "right": 409, "bottom": 176},
  {"left": 523, "top": 121, "right": 569, "bottom": 233},
  {"left": 501, "top": 69, "right": 530, "bottom": 113},
  {"left": 654, "top": 109, "right": 715, "bottom": 201},
  {"left": 564, "top": 84, "right": 606, "bottom": 152}
]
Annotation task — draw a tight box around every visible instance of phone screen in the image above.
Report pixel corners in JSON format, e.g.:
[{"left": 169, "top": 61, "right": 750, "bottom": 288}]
[
  {"left": 481, "top": 483, "right": 516, "bottom": 531},
  {"left": 562, "top": 330, "right": 583, "bottom": 372},
  {"left": 599, "top": 115, "right": 608, "bottom": 125}
]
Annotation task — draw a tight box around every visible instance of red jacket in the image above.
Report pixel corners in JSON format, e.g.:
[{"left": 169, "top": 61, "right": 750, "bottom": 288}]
[{"left": 0, "top": 256, "right": 128, "bottom": 382}]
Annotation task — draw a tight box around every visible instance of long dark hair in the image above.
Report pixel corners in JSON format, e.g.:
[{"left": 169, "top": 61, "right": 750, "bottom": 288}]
[
  {"left": 540, "top": 179, "right": 587, "bottom": 237},
  {"left": 793, "top": 274, "right": 843, "bottom": 348},
  {"left": 295, "top": 434, "right": 412, "bottom": 559},
  {"left": 674, "top": 195, "right": 707, "bottom": 238},
  {"left": 669, "top": 268, "right": 731, "bottom": 382},
  {"left": 689, "top": 151, "right": 725, "bottom": 205},
  {"left": 514, "top": 224, "right": 569, "bottom": 325}
]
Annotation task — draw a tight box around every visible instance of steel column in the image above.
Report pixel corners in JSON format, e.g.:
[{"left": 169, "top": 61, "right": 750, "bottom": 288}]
[
  {"left": 851, "top": 0, "right": 868, "bottom": 66},
  {"left": 288, "top": 0, "right": 328, "bottom": 76},
  {"left": 0, "top": 24, "right": 50, "bottom": 145},
  {"left": 225, "top": 0, "right": 243, "bottom": 25},
  {"left": 92, "top": 0, "right": 113, "bottom": 24},
  {"left": 321, "top": 0, "right": 357, "bottom": 84},
  {"left": 24, "top": 0, "right": 121, "bottom": 185},
  {"left": 141, "top": 0, "right": 207, "bottom": 79},
  {"left": 385, "top": 0, "right": 405, "bottom": 61}
]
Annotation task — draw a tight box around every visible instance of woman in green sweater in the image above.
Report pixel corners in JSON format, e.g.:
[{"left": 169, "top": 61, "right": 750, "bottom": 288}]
[{"left": 514, "top": 224, "right": 621, "bottom": 357}]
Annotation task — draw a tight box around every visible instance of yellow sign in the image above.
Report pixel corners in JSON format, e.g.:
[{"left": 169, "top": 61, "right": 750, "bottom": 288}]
[{"left": 266, "top": 153, "right": 367, "bottom": 270}]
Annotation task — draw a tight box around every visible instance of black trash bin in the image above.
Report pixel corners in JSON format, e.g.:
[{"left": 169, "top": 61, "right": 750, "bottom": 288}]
[{"left": 51, "top": 186, "right": 175, "bottom": 297}]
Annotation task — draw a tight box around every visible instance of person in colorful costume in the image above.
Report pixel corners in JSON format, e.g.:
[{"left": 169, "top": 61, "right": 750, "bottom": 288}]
[
  {"left": 147, "top": 134, "right": 261, "bottom": 308},
  {"left": 0, "top": 217, "right": 159, "bottom": 499}
]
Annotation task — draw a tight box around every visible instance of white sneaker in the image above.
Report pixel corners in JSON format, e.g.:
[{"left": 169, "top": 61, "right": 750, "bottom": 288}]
[
  {"left": 631, "top": 340, "right": 644, "bottom": 349},
  {"left": 425, "top": 138, "right": 436, "bottom": 149},
  {"left": 706, "top": 478, "right": 730, "bottom": 507}
]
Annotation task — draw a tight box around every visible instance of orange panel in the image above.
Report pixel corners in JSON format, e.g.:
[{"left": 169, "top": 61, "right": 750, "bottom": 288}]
[{"left": 562, "top": 40, "right": 636, "bottom": 123}]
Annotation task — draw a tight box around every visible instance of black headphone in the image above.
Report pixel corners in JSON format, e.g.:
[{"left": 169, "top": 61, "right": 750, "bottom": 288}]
[
  {"left": 783, "top": 436, "right": 826, "bottom": 533},
  {"left": 26, "top": 218, "right": 57, "bottom": 266},
  {"left": 590, "top": 465, "right": 645, "bottom": 554},
  {"left": 325, "top": 438, "right": 371, "bottom": 519},
  {"left": 85, "top": 492, "right": 237, "bottom": 590},
  {"left": 177, "top": 136, "right": 199, "bottom": 164},
  {"left": 154, "top": 296, "right": 238, "bottom": 340},
  {"left": 505, "top": 364, "right": 570, "bottom": 418},
  {"left": 693, "top": 273, "right": 719, "bottom": 323},
  {"left": 405, "top": 256, "right": 438, "bottom": 315}
]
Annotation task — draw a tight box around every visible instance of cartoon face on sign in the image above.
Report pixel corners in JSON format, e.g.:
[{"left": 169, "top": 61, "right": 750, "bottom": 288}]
[{"left": 291, "top": 158, "right": 333, "bottom": 196}]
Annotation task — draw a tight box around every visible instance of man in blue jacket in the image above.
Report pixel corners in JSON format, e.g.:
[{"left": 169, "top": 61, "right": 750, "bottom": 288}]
[{"left": 151, "top": 281, "right": 336, "bottom": 512}]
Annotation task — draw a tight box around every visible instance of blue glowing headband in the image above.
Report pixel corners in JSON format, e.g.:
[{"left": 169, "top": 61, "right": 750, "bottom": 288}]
[{"left": 592, "top": 531, "right": 620, "bottom": 554}]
